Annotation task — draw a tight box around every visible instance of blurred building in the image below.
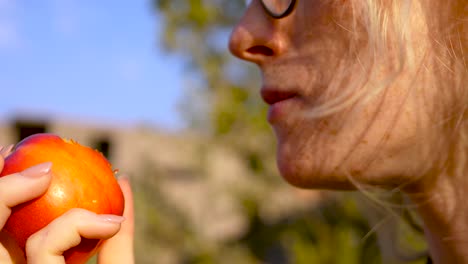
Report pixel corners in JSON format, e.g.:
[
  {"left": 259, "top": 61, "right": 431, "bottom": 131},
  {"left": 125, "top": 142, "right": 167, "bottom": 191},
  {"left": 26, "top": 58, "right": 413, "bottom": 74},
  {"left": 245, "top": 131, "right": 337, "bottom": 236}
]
[
  {"left": 0, "top": 115, "right": 201, "bottom": 182},
  {"left": 0, "top": 115, "right": 323, "bottom": 263}
]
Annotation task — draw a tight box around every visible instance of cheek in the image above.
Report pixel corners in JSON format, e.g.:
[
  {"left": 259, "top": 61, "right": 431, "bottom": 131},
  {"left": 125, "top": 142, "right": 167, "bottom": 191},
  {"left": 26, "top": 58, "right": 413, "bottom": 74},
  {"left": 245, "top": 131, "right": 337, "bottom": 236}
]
[{"left": 272, "top": 90, "right": 437, "bottom": 189}]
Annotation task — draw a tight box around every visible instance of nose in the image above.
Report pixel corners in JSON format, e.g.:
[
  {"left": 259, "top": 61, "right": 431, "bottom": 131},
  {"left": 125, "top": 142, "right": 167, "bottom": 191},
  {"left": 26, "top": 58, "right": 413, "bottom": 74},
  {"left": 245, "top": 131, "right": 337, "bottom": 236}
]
[{"left": 228, "top": 2, "right": 287, "bottom": 65}]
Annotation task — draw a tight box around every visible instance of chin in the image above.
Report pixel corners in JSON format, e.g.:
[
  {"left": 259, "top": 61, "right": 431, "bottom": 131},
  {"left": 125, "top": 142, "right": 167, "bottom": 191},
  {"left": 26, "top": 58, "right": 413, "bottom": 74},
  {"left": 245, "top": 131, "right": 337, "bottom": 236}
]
[
  {"left": 273, "top": 134, "right": 413, "bottom": 191},
  {"left": 275, "top": 147, "right": 358, "bottom": 190}
]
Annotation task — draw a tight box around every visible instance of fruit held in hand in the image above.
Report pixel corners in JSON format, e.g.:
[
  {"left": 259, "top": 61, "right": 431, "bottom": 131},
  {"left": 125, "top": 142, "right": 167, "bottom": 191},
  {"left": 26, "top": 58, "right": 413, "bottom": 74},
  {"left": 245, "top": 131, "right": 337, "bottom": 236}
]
[{"left": 0, "top": 133, "right": 125, "bottom": 264}]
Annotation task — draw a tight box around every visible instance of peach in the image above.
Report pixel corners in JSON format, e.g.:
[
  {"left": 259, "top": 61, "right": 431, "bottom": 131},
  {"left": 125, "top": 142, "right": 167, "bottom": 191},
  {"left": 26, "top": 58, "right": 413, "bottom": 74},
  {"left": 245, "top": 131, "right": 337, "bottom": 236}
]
[{"left": 0, "top": 133, "right": 124, "bottom": 264}]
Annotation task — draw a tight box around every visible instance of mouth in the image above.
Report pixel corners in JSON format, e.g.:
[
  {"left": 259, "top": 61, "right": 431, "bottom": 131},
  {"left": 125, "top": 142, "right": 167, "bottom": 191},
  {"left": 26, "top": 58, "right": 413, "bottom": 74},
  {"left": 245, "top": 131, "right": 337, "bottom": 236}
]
[
  {"left": 261, "top": 88, "right": 300, "bottom": 123},
  {"left": 261, "top": 88, "right": 298, "bottom": 105}
]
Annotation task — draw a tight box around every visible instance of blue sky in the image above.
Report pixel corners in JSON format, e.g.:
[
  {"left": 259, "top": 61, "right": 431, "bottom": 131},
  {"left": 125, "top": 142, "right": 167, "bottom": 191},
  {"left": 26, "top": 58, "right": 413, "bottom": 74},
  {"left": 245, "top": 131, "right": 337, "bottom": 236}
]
[{"left": 0, "top": 0, "right": 188, "bottom": 131}]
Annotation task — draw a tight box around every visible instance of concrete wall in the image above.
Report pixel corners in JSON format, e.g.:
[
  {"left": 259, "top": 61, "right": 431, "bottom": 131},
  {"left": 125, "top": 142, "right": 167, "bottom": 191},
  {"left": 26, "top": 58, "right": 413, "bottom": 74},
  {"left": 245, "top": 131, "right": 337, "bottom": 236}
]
[{"left": 0, "top": 116, "right": 322, "bottom": 247}]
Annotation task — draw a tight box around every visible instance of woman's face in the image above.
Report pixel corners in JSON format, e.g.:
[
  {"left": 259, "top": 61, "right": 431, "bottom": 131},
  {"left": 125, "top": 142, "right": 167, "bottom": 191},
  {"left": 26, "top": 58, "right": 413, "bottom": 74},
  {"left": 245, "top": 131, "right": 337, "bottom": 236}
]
[{"left": 229, "top": 0, "right": 442, "bottom": 189}]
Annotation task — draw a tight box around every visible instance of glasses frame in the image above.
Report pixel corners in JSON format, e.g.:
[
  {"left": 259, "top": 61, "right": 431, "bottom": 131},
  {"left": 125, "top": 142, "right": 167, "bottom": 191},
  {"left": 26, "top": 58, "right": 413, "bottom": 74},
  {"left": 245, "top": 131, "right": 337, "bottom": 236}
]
[{"left": 260, "top": 0, "right": 297, "bottom": 19}]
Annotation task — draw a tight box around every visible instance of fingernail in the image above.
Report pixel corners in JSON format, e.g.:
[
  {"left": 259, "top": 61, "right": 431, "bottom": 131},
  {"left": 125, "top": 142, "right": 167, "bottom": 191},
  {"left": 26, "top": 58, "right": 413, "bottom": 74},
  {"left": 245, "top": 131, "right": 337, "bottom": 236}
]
[
  {"left": 117, "top": 173, "right": 128, "bottom": 180},
  {"left": 20, "top": 162, "right": 53, "bottom": 178},
  {"left": 5, "top": 144, "right": 14, "bottom": 153},
  {"left": 1, "top": 144, "right": 14, "bottom": 154},
  {"left": 2, "top": 145, "right": 14, "bottom": 157},
  {"left": 117, "top": 175, "right": 130, "bottom": 184},
  {"left": 0, "top": 144, "right": 13, "bottom": 157},
  {"left": 97, "top": 215, "right": 125, "bottom": 224}
]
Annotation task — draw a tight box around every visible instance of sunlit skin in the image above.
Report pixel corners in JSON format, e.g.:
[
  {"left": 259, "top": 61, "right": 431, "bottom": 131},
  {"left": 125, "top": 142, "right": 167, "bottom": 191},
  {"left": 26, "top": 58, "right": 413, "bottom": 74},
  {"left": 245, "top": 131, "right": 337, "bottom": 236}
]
[
  {"left": 230, "top": 0, "right": 437, "bottom": 189},
  {"left": 230, "top": 0, "right": 467, "bottom": 263}
]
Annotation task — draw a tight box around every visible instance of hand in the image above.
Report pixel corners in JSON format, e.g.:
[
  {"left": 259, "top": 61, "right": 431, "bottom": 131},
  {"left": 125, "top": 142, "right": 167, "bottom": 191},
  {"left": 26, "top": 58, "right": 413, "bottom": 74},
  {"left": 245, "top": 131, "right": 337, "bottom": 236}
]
[
  {"left": 97, "top": 176, "right": 135, "bottom": 264},
  {"left": 0, "top": 145, "right": 130, "bottom": 264}
]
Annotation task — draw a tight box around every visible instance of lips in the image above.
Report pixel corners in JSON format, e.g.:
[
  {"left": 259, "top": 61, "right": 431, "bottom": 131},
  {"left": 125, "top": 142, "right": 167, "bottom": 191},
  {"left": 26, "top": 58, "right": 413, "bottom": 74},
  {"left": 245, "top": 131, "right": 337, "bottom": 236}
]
[
  {"left": 261, "top": 88, "right": 298, "bottom": 105},
  {"left": 261, "top": 88, "right": 300, "bottom": 123}
]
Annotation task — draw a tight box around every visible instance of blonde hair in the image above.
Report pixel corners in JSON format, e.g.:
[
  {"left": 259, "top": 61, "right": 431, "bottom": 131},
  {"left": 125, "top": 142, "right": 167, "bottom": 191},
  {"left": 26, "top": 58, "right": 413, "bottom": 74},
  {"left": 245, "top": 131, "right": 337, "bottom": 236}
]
[
  {"left": 311, "top": 0, "right": 467, "bottom": 262},
  {"left": 306, "top": 0, "right": 466, "bottom": 121}
]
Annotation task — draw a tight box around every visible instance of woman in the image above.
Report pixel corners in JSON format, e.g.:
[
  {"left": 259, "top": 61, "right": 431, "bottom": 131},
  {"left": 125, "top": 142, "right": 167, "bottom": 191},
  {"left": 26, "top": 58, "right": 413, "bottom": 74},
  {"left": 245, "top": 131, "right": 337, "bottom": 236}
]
[
  {"left": 0, "top": 146, "right": 134, "bottom": 263},
  {"left": 229, "top": 0, "right": 466, "bottom": 263}
]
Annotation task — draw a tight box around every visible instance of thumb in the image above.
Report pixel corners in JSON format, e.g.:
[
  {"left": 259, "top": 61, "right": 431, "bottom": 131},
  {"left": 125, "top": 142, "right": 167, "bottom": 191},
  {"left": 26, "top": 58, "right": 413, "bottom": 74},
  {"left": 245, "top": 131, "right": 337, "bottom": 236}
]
[{"left": 97, "top": 176, "right": 134, "bottom": 264}]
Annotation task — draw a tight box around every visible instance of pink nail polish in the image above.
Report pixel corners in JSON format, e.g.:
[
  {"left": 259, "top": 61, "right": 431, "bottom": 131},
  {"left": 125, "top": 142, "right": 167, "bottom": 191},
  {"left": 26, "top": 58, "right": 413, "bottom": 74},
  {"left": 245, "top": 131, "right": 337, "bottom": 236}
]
[
  {"left": 1, "top": 144, "right": 14, "bottom": 156},
  {"left": 20, "top": 162, "right": 53, "bottom": 178},
  {"left": 5, "top": 144, "right": 14, "bottom": 153},
  {"left": 98, "top": 214, "right": 125, "bottom": 224}
]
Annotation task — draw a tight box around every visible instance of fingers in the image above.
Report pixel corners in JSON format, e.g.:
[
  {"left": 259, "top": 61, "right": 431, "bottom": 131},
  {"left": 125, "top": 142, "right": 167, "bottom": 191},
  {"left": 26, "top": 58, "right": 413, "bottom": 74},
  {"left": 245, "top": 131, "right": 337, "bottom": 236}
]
[
  {"left": 98, "top": 176, "right": 135, "bottom": 264},
  {"left": 0, "top": 161, "right": 52, "bottom": 263},
  {"left": 25, "top": 208, "right": 125, "bottom": 264},
  {"left": 0, "top": 162, "right": 52, "bottom": 228}
]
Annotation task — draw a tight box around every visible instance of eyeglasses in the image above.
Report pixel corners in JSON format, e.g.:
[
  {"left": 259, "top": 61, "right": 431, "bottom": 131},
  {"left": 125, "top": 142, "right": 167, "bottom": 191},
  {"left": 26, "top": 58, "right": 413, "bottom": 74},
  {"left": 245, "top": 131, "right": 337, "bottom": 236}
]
[{"left": 245, "top": 0, "right": 297, "bottom": 19}]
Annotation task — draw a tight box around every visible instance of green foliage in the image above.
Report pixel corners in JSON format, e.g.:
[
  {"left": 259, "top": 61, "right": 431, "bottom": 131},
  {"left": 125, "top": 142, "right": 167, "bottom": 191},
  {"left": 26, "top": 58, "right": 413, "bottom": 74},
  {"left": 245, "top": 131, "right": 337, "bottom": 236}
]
[
  {"left": 235, "top": 195, "right": 383, "bottom": 264},
  {"left": 154, "top": 0, "right": 267, "bottom": 138}
]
